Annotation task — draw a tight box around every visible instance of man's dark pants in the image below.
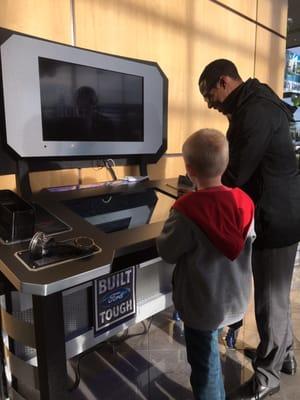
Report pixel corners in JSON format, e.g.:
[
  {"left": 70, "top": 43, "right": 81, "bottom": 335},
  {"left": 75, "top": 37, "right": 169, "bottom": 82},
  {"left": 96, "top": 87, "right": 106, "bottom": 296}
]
[{"left": 252, "top": 243, "right": 298, "bottom": 388}]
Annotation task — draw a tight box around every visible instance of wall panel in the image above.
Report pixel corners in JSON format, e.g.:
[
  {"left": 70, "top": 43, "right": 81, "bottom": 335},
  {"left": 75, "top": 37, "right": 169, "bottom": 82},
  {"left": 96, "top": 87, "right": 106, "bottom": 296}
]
[
  {"left": 257, "top": 0, "right": 288, "bottom": 36},
  {"left": 216, "top": 0, "right": 257, "bottom": 20},
  {"left": 254, "top": 27, "right": 286, "bottom": 95},
  {"left": 148, "top": 156, "right": 185, "bottom": 180},
  {"left": 0, "top": 175, "right": 16, "bottom": 191},
  {"left": 29, "top": 169, "right": 79, "bottom": 193},
  {"left": 0, "top": 0, "right": 72, "bottom": 43}
]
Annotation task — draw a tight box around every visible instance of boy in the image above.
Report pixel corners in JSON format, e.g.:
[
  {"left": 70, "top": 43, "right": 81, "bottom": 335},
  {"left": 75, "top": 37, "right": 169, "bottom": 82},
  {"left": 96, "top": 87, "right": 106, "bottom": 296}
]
[{"left": 157, "top": 129, "right": 255, "bottom": 400}]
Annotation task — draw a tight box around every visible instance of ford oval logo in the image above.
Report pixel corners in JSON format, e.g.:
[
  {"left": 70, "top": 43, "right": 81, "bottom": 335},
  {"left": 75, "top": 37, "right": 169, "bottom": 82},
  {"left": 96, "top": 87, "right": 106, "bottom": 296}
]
[{"left": 101, "top": 288, "right": 131, "bottom": 307}]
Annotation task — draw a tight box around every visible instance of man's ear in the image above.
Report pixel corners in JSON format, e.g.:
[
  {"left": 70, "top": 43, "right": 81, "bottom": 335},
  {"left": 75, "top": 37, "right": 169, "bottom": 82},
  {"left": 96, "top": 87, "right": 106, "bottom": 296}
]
[{"left": 219, "top": 75, "right": 228, "bottom": 89}]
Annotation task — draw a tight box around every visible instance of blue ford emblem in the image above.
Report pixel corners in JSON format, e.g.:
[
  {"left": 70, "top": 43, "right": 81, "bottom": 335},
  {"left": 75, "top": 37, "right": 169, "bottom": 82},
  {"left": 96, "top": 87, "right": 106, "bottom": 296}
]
[{"left": 101, "top": 287, "right": 131, "bottom": 307}]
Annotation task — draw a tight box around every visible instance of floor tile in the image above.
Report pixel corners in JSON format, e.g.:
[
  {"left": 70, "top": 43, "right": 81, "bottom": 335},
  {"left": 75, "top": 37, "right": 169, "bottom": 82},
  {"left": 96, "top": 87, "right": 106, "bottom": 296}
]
[{"left": 69, "top": 263, "right": 300, "bottom": 399}]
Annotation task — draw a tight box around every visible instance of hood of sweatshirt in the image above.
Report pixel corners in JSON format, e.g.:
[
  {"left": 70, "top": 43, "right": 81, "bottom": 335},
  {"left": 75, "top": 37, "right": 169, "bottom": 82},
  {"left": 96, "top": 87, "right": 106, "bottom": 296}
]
[
  {"left": 173, "top": 186, "right": 254, "bottom": 261},
  {"left": 238, "top": 78, "right": 296, "bottom": 120},
  {"left": 221, "top": 78, "right": 296, "bottom": 121}
]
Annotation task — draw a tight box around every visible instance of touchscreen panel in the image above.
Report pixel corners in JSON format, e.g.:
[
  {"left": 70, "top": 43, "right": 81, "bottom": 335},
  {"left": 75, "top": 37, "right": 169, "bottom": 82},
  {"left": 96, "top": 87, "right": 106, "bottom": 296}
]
[{"left": 63, "top": 189, "right": 174, "bottom": 233}]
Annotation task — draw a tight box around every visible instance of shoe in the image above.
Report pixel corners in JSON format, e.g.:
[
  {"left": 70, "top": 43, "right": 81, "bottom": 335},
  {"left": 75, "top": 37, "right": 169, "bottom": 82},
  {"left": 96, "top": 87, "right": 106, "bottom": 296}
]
[
  {"left": 244, "top": 347, "right": 297, "bottom": 375},
  {"left": 225, "top": 327, "right": 239, "bottom": 349},
  {"left": 281, "top": 354, "right": 297, "bottom": 375},
  {"left": 172, "top": 310, "right": 181, "bottom": 321},
  {"left": 228, "top": 376, "right": 280, "bottom": 400}
]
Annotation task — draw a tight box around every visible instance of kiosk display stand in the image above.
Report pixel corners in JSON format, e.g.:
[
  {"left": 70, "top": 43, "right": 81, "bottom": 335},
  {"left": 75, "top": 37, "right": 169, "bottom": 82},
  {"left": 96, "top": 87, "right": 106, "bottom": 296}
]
[{"left": 0, "top": 28, "right": 180, "bottom": 400}]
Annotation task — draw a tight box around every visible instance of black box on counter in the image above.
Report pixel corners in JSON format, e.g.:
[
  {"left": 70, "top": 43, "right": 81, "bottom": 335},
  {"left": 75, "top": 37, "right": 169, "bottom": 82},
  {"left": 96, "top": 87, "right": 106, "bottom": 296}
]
[{"left": 0, "top": 190, "right": 35, "bottom": 242}]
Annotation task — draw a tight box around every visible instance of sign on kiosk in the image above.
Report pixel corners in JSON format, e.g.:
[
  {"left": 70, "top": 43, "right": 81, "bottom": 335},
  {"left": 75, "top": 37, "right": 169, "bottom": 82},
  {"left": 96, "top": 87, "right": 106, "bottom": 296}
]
[{"left": 94, "top": 267, "right": 136, "bottom": 334}]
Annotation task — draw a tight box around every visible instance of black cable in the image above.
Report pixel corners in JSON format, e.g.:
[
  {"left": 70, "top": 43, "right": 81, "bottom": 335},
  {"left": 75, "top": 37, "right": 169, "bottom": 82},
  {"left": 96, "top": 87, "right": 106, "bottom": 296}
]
[
  {"left": 68, "top": 318, "right": 153, "bottom": 392},
  {"left": 107, "top": 328, "right": 129, "bottom": 344},
  {"left": 68, "top": 342, "right": 106, "bottom": 392},
  {"left": 104, "top": 159, "right": 117, "bottom": 181},
  {"left": 108, "top": 319, "right": 153, "bottom": 345}
]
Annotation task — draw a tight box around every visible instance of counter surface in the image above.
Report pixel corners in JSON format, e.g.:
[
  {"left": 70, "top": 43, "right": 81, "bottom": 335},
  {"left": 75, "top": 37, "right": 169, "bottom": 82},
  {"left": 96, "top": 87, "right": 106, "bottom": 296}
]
[{"left": 0, "top": 178, "right": 179, "bottom": 295}]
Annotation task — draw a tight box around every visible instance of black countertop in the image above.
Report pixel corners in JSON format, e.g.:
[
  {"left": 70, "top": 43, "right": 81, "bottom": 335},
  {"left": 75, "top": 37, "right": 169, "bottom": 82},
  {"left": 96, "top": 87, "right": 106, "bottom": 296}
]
[{"left": 0, "top": 178, "right": 179, "bottom": 296}]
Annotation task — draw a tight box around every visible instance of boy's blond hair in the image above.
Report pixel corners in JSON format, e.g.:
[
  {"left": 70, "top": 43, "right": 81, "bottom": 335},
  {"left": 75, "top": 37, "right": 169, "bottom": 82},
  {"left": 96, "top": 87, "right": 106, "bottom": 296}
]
[{"left": 182, "top": 128, "right": 229, "bottom": 178}]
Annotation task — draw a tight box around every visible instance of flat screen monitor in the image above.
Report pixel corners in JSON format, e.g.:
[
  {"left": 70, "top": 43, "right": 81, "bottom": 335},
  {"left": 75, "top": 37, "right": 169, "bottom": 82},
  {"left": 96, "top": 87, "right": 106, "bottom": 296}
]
[
  {"left": 0, "top": 32, "right": 167, "bottom": 158},
  {"left": 39, "top": 58, "right": 144, "bottom": 142}
]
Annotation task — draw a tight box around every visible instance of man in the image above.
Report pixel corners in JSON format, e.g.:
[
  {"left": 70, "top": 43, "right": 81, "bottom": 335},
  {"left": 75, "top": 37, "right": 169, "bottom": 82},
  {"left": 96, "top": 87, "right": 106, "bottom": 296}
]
[{"left": 199, "top": 59, "right": 300, "bottom": 400}]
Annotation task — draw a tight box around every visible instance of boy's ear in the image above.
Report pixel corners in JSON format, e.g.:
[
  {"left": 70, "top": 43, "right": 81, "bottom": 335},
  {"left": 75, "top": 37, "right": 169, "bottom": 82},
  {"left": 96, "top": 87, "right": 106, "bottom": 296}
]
[{"left": 185, "top": 163, "right": 196, "bottom": 178}]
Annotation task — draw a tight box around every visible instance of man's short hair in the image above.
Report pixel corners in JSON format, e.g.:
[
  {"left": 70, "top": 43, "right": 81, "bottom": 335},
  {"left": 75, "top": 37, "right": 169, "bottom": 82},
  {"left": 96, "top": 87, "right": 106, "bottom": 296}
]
[
  {"left": 183, "top": 129, "right": 229, "bottom": 178},
  {"left": 199, "top": 59, "right": 241, "bottom": 96}
]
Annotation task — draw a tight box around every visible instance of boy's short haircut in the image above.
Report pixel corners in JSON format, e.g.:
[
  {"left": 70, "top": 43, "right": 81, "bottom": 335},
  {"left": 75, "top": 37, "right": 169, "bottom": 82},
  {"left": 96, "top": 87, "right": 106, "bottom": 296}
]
[{"left": 183, "top": 129, "right": 229, "bottom": 178}]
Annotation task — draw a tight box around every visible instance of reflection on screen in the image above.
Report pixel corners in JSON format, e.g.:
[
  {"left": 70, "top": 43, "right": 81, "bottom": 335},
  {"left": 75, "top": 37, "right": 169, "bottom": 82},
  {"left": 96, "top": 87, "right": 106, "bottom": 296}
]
[
  {"left": 38, "top": 57, "right": 144, "bottom": 142},
  {"left": 63, "top": 189, "right": 174, "bottom": 234}
]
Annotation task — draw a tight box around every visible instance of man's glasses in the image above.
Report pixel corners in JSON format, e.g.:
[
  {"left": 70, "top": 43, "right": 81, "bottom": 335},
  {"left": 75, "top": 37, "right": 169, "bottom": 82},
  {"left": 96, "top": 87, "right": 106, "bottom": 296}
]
[{"left": 199, "top": 78, "right": 220, "bottom": 99}]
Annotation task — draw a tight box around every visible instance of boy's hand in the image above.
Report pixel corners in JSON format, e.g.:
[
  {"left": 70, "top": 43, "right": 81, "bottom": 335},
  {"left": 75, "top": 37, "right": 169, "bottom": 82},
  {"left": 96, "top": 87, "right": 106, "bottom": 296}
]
[
  {"left": 177, "top": 174, "right": 194, "bottom": 198},
  {"left": 177, "top": 186, "right": 192, "bottom": 198}
]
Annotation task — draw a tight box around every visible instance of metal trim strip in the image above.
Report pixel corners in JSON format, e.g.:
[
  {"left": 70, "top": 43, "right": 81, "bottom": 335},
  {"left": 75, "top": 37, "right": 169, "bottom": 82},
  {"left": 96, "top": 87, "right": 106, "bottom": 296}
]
[
  {"left": 5, "top": 346, "right": 39, "bottom": 390},
  {"left": 1, "top": 308, "right": 35, "bottom": 348},
  {"left": 9, "top": 387, "right": 27, "bottom": 400}
]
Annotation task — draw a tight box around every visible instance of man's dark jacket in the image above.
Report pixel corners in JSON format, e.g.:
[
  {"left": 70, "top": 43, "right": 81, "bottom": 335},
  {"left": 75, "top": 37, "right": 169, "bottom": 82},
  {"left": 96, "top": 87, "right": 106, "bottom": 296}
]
[{"left": 222, "top": 78, "right": 300, "bottom": 248}]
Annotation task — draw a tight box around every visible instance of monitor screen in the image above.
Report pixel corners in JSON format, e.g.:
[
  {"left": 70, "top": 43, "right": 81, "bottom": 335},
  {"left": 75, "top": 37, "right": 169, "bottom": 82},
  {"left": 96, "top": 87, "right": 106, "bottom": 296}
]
[{"left": 38, "top": 57, "right": 144, "bottom": 142}]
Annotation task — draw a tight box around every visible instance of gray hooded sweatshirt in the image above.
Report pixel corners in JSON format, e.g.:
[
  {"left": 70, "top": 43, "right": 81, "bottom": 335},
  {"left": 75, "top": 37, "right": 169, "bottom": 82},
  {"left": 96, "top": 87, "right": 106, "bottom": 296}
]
[{"left": 157, "top": 185, "right": 255, "bottom": 330}]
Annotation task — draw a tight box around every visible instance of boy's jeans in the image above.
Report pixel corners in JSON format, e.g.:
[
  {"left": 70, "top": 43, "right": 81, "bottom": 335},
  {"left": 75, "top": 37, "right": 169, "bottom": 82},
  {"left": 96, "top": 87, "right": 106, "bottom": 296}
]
[{"left": 184, "top": 325, "right": 225, "bottom": 400}]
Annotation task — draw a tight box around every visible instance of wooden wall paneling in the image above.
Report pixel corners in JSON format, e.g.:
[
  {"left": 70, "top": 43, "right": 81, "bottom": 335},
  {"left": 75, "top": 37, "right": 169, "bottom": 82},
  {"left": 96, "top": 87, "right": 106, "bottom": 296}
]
[
  {"left": 148, "top": 155, "right": 185, "bottom": 180},
  {"left": 0, "top": 175, "right": 16, "bottom": 191},
  {"left": 74, "top": 0, "right": 188, "bottom": 57},
  {"left": 213, "top": 0, "right": 257, "bottom": 20},
  {"left": 29, "top": 169, "right": 79, "bottom": 193},
  {"left": 254, "top": 27, "right": 286, "bottom": 96},
  {"left": 0, "top": 0, "right": 72, "bottom": 43},
  {"left": 257, "top": 0, "right": 288, "bottom": 37}
]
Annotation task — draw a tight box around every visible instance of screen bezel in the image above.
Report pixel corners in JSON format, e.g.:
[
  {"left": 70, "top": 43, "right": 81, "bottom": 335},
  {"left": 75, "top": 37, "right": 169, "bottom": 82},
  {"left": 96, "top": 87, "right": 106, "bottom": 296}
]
[{"left": 0, "top": 34, "right": 166, "bottom": 158}]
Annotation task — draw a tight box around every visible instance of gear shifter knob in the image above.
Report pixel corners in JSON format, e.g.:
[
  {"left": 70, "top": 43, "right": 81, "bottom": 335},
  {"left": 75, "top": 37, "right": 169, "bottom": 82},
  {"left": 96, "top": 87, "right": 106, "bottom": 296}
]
[{"left": 29, "top": 231, "right": 95, "bottom": 259}]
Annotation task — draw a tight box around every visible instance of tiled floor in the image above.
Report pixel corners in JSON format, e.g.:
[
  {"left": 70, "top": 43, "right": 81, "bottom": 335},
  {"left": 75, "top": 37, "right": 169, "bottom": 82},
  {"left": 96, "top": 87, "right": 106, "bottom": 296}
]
[{"left": 70, "top": 264, "right": 300, "bottom": 399}]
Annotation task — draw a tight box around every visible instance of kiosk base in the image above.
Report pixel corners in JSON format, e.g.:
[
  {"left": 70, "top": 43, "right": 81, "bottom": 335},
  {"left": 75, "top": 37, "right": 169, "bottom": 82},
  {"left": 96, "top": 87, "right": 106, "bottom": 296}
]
[{"left": 0, "top": 258, "right": 174, "bottom": 399}]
